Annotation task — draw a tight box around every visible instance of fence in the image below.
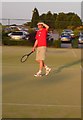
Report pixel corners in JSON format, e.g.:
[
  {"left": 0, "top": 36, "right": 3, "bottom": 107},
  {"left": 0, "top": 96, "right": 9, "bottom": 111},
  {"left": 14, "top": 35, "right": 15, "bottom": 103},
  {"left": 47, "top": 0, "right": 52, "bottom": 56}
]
[
  {"left": 0, "top": 18, "right": 82, "bottom": 48},
  {"left": 0, "top": 18, "right": 31, "bottom": 26}
]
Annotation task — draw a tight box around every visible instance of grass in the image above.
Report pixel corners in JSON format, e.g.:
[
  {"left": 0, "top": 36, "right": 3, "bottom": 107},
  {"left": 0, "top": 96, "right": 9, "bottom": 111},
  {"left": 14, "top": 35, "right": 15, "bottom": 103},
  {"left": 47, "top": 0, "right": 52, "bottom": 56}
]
[{"left": 2, "top": 46, "right": 81, "bottom": 118}]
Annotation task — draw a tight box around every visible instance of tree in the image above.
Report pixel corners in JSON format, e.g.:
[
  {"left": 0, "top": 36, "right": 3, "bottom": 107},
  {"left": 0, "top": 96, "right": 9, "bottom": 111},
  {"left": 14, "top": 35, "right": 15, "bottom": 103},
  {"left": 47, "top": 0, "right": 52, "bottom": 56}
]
[
  {"left": 40, "top": 13, "right": 46, "bottom": 23},
  {"left": 55, "top": 12, "right": 67, "bottom": 29},
  {"left": 31, "top": 8, "right": 40, "bottom": 28},
  {"left": 69, "top": 14, "right": 82, "bottom": 27},
  {"left": 66, "top": 12, "right": 75, "bottom": 21},
  {"left": 30, "top": 8, "right": 82, "bottom": 29},
  {"left": 45, "top": 11, "right": 55, "bottom": 28},
  {"left": 53, "top": 13, "right": 57, "bottom": 20}
]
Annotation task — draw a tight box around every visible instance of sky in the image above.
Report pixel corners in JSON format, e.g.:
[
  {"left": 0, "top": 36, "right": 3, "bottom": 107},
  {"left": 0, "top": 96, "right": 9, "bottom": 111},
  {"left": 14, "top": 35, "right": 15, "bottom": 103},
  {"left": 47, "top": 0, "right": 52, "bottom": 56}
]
[{"left": 1, "top": 1, "right": 82, "bottom": 25}]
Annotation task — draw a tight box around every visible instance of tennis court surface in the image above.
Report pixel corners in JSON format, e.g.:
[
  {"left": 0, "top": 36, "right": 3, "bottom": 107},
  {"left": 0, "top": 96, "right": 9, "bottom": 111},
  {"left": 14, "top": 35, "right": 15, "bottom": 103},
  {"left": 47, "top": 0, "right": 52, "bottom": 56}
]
[{"left": 2, "top": 46, "right": 81, "bottom": 118}]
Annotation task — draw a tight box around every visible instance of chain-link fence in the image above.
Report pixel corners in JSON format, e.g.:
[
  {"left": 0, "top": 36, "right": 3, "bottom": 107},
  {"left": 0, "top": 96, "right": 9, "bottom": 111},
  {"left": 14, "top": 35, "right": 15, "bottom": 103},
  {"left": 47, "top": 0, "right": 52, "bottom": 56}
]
[
  {"left": 0, "top": 19, "right": 31, "bottom": 26},
  {"left": 1, "top": 19, "right": 83, "bottom": 48}
]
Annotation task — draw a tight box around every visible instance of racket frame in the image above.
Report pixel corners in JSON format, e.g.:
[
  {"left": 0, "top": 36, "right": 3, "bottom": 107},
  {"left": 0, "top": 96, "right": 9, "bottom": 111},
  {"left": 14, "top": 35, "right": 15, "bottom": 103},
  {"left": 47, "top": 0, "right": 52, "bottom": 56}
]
[{"left": 21, "top": 51, "right": 33, "bottom": 63}]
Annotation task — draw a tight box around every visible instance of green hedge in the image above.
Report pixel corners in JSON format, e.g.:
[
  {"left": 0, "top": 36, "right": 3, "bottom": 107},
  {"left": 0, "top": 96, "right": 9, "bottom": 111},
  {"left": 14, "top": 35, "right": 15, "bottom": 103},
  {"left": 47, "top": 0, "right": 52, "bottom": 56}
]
[
  {"left": 47, "top": 39, "right": 61, "bottom": 48},
  {"left": 2, "top": 31, "right": 35, "bottom": 46},
  {"left": 71, "top": 37, "right": 78, "bottom": 48},
  {"left": 2, "top": 37, "right": 34, "bottom": 46},
  {"left": 2, "top": 37, "right": 62, "bottom": 47},
  {"left": 53, "top": 39, "right": 61, "bottom": 48}
]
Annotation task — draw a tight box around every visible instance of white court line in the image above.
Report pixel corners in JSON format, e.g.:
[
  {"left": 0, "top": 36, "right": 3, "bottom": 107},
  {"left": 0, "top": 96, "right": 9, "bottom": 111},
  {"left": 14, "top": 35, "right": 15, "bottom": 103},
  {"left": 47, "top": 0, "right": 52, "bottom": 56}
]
[
  {"left": 80, "top": 65, "right": 83, "bottom": 71},
  {"left": 1, "top": 103, "right": 81, "bottom": 108},
  {"left": 71, "top": 49, "right": 77, "bottom": 58}
]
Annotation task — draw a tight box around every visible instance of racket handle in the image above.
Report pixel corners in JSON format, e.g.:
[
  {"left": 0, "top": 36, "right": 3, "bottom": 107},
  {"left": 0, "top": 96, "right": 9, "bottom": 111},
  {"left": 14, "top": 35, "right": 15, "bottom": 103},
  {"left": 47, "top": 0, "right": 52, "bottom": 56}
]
[{"left": 28, "top": 51, "right": 33, "bottom": 56}]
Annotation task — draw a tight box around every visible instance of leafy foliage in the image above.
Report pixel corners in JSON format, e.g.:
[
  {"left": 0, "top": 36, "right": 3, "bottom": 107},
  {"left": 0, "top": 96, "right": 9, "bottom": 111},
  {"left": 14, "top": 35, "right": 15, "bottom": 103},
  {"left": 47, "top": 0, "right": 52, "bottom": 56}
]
[
  {"left": 31, "top": 8, "right": 82, "bottom": 29},
  {"left": 31, "top": 8, "right": 40, "bottom": 28}
]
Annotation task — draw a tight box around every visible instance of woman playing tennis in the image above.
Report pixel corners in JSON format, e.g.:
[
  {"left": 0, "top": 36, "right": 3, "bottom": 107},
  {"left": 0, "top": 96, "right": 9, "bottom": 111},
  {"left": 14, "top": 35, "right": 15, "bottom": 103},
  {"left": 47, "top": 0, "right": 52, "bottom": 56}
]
[{"left": 32, "top": 22, "right": 51, "bottom": 77}]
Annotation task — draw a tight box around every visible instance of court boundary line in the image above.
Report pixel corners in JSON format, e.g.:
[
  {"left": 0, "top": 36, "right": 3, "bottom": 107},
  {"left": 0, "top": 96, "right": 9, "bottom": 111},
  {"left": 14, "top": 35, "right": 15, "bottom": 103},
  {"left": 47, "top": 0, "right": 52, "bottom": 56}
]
[
  {"left": 80, "top": 65, "right": 83, "bottom": 71},
  {"left": 71, "top": 49, "right": 77, "bottom": 58},
  {"left": 1, "top": 103, "right": 81, "bottom": 108}
]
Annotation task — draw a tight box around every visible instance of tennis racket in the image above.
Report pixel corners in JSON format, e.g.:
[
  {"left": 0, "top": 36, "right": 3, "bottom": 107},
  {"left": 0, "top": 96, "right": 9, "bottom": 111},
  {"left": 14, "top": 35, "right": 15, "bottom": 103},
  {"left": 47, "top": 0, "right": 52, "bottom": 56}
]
[{"left": 21, "top": 51, "right": 33, "bottom": 63}]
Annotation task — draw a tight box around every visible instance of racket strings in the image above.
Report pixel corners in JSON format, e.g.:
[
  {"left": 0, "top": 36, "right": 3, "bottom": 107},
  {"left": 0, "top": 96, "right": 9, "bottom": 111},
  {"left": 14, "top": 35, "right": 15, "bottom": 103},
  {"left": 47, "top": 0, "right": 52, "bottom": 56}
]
[
  {"left": 21, "top": 51, "right": 33, "bottom": 63},
  {"left": 21, "top": 55, "right": 28, "bottom": 62}
]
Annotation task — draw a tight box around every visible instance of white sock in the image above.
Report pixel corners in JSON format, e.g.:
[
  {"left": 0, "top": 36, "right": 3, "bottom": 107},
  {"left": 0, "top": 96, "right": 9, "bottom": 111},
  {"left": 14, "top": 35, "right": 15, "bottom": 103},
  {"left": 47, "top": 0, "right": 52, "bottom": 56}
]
[
  {"left": 38, "top": 70, "right": 42, "bottom": 73},
  {"left": 45, "top": 66, "right": 48, "bottom": 69}
]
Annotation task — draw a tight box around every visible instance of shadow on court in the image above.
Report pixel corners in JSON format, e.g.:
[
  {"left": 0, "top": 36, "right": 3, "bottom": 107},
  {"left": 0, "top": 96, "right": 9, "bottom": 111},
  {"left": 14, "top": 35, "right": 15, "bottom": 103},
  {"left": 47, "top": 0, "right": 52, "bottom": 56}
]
[
  {"left": 55, "top": 59, "right": 81, "bottom": 73},
  {"left": 2, "top": 47, "right": 81, "bottom": 118},
  {"left": 39, "top": 59, "right": 81, "bottom": 82}
]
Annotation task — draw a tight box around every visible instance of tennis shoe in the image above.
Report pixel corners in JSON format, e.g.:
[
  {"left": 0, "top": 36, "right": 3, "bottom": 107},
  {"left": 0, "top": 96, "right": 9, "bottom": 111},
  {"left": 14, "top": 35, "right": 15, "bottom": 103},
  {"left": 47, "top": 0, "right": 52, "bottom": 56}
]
[
  {"left": 34, "top": 71, "right": 42, "bottom": 77},
  {"left": 45, "top": 68, "right": 51, "bottom": 76}
]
